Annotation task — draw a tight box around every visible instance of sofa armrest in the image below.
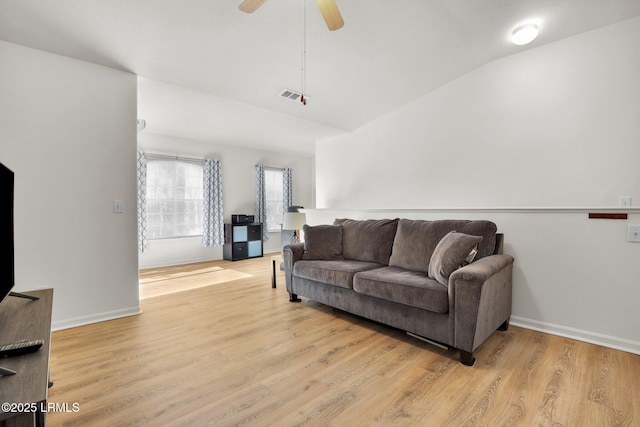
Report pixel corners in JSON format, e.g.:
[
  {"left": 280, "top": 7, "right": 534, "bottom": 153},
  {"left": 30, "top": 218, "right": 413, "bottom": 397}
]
[
  {"left": 450, "top": 254, "right": 513, "bottom": 283},
  {"left": 448, "top": 254, "right": 514, "bottom": 353},
  {"left": 282, "top": 243, "right": 304, "bottom": 293}
]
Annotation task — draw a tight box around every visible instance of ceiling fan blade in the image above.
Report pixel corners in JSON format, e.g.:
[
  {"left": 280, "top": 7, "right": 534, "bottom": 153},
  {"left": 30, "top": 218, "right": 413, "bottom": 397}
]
[
  {"left": 239, "top": 0, "right": 267, "bottom": 14},
  {"left": 316, "top": 0, "right": 344, "bottom": 31}
]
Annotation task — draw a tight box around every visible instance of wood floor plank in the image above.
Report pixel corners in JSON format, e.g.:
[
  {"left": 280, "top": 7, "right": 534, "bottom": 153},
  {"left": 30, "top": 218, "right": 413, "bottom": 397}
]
[{"left": 45, "top": 255, "right": 640, "bottom": 426}]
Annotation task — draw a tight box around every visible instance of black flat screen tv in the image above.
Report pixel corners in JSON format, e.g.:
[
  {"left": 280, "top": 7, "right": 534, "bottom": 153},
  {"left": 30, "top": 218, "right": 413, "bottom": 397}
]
[{"left": 0, "top": 162, "right": 15, "bottom": 305}]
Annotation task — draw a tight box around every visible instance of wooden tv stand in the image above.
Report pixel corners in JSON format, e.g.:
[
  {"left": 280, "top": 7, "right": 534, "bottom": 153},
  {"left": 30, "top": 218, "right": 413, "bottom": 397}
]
[{"left": 0, "top": 289, "right": 53, "bottom": 427}]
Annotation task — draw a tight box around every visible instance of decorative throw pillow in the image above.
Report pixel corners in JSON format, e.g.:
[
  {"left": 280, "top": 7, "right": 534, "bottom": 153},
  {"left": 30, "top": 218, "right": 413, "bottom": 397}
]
[
  {"left": 464, "top": 246, "right": 479, "bottom": 265},
  {"left": 301, "top": 224, "right": 344, "bottom": 260},
  {"left": 428, "top": 231, "right": 483, "bottom": 286}
]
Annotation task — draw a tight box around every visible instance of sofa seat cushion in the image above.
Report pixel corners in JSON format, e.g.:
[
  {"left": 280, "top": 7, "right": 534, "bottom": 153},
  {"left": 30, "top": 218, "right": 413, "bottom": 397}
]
[
  {"left": 293, "top": 260, "right": 385, "bottom": 289},
  {"left": 353, "top": 267, "right": 449, "bottom": 313}
]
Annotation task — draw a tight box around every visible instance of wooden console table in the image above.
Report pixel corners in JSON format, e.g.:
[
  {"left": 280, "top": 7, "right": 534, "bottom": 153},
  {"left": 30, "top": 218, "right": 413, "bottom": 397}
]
[{"left": 0, "top": 289, "right": 53, "bottom": 427}]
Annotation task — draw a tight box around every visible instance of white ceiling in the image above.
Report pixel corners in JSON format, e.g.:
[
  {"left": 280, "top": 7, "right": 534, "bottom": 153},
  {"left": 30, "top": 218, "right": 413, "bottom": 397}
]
[{"left": 1, "top": 0, "right": 640, "bottom": 155}]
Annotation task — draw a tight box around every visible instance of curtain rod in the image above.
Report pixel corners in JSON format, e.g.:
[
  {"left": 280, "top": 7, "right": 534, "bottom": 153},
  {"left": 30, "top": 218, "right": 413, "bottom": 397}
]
[
  {"left": 145, "top": 153, "right": 204, "bottom": 164},
  {"left": 256, "top": 164, "right": 287, "bottom": 171}
]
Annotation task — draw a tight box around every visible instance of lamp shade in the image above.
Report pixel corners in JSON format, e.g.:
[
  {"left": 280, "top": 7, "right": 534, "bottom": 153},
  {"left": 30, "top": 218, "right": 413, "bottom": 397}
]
[{"left": 282, "top": 212, "right": 306, "bottom": 230}]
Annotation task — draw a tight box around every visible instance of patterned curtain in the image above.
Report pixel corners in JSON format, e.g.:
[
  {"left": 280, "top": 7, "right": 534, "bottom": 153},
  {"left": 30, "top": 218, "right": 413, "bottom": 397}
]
[
  {"left": 137, "top": 151, "right": 148, "bottom": 253},
  {"left": 283, "top": 168, "right": 293, "bottom": 213},
  {"left": 202, "top": 158, "right": 224, "bottom": 247},
  {"left": 255, "top": 163, "right": 269, "bottom": 241},
  {"left": 281, "top": 167, "right": 296, "bottom": 244}
]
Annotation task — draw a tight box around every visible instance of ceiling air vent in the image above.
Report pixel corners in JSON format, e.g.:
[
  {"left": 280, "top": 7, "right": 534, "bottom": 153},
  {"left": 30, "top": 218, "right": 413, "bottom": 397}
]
[{"left": 279, "top": 89, "right": 307, "bottom": 103}]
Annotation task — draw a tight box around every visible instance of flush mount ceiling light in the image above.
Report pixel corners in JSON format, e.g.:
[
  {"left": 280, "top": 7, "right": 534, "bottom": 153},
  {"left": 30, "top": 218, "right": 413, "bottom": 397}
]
[{"left": 512, "top": 24, "right": 539, "bottom": 45}]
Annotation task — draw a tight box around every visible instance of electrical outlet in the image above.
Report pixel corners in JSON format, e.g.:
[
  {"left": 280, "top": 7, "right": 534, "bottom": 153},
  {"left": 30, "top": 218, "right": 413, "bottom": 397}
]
[
  {"left": 113, "top": 200, "right": 124, "bottom": 213},
  {"left": 628, "top": 225, "right": 640, "bottom": 242},
  {"left": 619, "top": 196, "right": 631, "bottom": 207}
]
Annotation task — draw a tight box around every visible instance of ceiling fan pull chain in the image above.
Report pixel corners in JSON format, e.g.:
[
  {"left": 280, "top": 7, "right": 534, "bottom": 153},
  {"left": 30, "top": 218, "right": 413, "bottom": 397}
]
[{"left": 301, "top": 0, "right": 307, "bottom": 105}]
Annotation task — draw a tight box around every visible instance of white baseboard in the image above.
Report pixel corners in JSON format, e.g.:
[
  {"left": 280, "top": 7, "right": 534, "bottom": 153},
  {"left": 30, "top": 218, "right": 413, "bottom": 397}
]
[
  {"left": 510, "top": 316, "right": 640, "bottom": 356},
  {"left": 52, "top": 306, "right": 141, "bottom": 331}
]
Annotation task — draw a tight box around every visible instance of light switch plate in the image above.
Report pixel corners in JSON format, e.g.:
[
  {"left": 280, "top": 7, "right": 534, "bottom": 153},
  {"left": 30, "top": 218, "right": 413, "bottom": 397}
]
[
  {"left": 628, "top": 225, "right": 640, "bottom": 242},
  {"left": 619, "top": 196, "right": 632, "bottom": 207}
]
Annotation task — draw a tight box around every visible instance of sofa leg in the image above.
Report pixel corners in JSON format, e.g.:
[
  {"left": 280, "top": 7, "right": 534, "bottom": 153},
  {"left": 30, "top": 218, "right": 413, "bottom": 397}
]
[
  {"left": 459, "top": 350, "right": 475, "bottom": 366},
  {"left": 498, "top": 319, "right": 510, "bottom": 331},
  {"left": 288, "top": 293, "right": 301, "bottom": 303}
]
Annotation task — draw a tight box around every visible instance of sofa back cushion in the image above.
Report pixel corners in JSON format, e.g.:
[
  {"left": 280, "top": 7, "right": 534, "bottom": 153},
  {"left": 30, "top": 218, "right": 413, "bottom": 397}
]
[
  {"left": 388, "top": 219, "right": 497, "bottom": 273},
  {"left": 333, "top": 218, "right": 399, "bottom": 265}
]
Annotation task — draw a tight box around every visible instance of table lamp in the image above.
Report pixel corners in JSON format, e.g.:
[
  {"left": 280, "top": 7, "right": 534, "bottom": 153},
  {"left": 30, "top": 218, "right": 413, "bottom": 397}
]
[{"left": 282, "top": 208, "right": 306, "bottom": 243}]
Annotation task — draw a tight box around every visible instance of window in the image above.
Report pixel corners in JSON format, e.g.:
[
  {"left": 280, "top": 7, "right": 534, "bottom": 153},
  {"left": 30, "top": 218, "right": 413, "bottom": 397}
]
[
  {"left": 264, "top": 168, "right": 284, "bottom": 232},
  {"left": 146, "top": 160, "right": 203, "bottom": 239}
]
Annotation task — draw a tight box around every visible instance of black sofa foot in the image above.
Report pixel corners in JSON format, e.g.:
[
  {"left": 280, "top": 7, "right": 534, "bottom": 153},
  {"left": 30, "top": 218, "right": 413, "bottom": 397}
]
[
  {"left": 459, "top": 351, "right": 475, "bottom": 366},
  {"left": 498, "top": 319, "right": 510, "bottom": 331},
  {"left": 289, "top": 293, "right": 301, "bottom": 302}
]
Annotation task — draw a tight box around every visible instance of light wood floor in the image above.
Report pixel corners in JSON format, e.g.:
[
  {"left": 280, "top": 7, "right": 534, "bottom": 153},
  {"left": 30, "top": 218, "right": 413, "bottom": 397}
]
[{"left": 47, "top": 255, "right": 640, "bottom": 426}]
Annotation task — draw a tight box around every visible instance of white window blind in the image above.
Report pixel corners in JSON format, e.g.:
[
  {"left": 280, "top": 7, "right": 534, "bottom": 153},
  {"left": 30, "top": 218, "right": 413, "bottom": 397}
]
[
  {"left": 264, "top": 168, "right": 284, "bottom": 232},
  {"left": 146, "top": 160, "right": 204, "bottom": 239}
]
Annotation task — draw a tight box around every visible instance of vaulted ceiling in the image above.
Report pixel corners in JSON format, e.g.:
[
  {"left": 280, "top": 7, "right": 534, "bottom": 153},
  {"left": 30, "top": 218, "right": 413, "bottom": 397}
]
[{"left": 1, "top": 0, "right": 639, "bottom": 155}]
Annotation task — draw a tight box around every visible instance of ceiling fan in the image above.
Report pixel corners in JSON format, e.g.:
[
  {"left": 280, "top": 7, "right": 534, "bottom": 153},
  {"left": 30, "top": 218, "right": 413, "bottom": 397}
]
[{"left": 239, "top": 0, "right": 344, "bottom": 31}]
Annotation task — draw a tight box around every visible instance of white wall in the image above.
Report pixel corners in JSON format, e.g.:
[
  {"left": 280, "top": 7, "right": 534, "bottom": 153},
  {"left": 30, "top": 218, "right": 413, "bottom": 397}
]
[
  {"left": 138, "top": 132, "right": 315, "bottom": 269},
  {"left": 0, "top": 41, "right": 139, "bottom": 330},
  {"left": 317, "top": 16, "right": 640, "bottom": 209},
  {"left": 313, "top": 18, "right": 640, "bottom": 354}
]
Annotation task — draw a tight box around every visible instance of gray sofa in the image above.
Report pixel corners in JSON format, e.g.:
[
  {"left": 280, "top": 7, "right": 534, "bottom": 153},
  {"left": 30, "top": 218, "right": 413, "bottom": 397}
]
[{"left": 283, "top": 218, "right": 514, "bottom": 366}]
